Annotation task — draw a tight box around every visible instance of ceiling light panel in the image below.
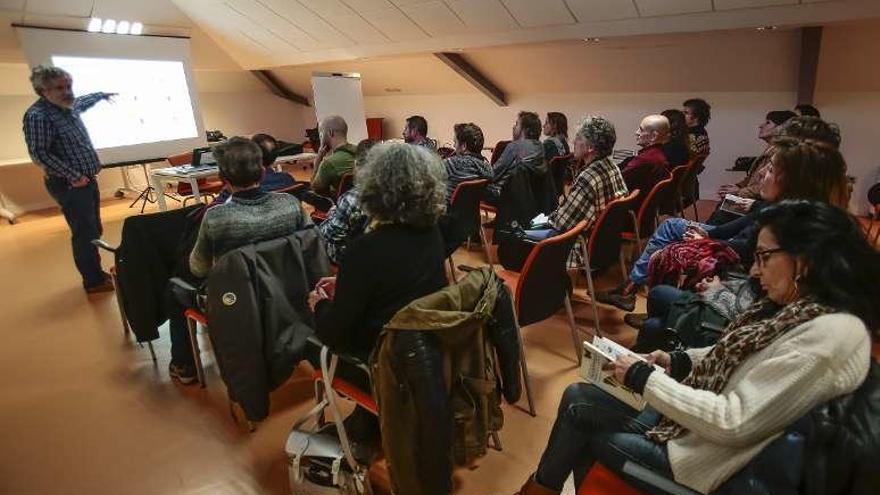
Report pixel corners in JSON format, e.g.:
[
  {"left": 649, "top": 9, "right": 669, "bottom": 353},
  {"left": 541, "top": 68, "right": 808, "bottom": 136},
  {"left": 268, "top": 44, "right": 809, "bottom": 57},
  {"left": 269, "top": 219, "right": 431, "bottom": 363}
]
[
  {"left": 446, "top": 0, "right": 518, "bottom": 31},
  {"left": 500, "top": 0, "right": 576, "bottom": 27},
  {"left": 564, "top": 0, "right": 638, "bottom": 22}
]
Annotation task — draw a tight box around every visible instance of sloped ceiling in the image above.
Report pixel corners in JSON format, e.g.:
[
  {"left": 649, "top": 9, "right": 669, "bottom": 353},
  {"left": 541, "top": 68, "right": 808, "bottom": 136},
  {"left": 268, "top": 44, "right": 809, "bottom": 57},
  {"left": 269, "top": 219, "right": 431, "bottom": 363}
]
[{"left": 165, "top": 0, "right": 879, "bottom": 68}]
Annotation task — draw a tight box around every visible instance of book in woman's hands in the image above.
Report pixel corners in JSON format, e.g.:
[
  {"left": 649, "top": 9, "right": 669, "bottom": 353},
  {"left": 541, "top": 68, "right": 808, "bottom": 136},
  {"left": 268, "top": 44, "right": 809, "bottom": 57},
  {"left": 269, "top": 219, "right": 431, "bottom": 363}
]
[{"left": 578, "top": 337, "right": 663, "bottom": 411}]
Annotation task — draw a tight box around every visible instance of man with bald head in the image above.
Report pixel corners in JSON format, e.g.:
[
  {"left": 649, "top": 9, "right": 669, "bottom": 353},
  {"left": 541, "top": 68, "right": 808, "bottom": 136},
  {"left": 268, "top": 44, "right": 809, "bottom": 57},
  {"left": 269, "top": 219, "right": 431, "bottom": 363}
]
[
  {"left": 311, "top": 115, "right": 357, "bottom": 196},
  {"left": 620, "top": 114, "right": 671, "bottom": 205}
]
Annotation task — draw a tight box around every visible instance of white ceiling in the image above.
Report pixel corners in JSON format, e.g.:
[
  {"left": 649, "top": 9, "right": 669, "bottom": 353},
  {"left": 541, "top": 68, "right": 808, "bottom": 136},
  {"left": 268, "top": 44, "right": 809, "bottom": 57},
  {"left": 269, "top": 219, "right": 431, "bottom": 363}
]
[{"left": 1, "top": 0, "right": 878, "bottom": 70}]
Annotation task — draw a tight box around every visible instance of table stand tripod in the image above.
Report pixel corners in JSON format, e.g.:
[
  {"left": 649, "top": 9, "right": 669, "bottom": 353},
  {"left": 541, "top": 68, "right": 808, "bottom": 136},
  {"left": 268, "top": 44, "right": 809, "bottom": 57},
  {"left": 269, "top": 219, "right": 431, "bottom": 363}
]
[{"left": 129, "top": 163, "right": 178, "bottom": 213}]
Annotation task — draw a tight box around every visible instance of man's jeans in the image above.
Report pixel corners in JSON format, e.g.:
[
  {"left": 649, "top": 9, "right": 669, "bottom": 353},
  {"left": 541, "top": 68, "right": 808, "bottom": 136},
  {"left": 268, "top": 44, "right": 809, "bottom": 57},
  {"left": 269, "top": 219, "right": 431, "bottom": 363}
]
[
  {"left": 535, "top": 383, "right": 671, "bottom": 492},
  {"left": 44, "top": 176, "right": 105, "bottom": 287},
  {"left": 630, "top": 218, "right": 715, "bottom": 285}
]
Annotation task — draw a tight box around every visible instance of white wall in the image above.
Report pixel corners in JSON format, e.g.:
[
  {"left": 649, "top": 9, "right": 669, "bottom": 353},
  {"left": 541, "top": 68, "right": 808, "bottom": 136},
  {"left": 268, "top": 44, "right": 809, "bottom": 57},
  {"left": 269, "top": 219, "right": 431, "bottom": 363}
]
[
  {"left": 814, "top": 21, "right": 880, "bottom": 215},
  {"left": 366, "top": 91, "right": 792, "bottom": 200}
]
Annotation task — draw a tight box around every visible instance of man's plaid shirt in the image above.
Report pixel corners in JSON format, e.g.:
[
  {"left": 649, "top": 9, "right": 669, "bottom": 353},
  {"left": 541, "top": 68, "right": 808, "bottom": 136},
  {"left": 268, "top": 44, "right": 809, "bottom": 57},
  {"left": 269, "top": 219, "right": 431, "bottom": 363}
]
[
  {"left": 549, "top": 156, "right": 628, "bottom": 268},
  {"left": 23, "top": 93, "right": 108, "bottom": 182}
]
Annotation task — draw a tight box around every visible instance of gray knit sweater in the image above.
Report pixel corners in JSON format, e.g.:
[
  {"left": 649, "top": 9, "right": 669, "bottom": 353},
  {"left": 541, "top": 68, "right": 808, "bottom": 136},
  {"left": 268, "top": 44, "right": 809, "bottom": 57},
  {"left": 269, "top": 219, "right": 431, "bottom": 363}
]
[{"left": 189, "top": 189, "right": 312, "bottom": 278}]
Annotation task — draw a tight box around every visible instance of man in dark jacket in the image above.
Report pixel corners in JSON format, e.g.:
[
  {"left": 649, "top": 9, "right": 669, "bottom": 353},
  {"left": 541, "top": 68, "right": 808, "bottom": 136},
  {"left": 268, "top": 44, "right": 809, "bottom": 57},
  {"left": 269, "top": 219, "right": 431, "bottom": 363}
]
[{"left": 486, "top": 111, "right": 547, "bottom": 203}]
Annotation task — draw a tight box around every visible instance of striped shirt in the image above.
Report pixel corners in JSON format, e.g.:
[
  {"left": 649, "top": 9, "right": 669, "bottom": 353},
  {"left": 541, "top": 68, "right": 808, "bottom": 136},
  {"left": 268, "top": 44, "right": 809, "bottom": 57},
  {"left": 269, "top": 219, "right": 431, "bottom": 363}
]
[
  {"left": 549, "top": 156, "right": 628, "bottom": 268},
  {"left": 23, "top": 93, "right": 109, "bottom": 182},
  {"left": 443, "top": 152, "right": 492, "bottom": 202}
]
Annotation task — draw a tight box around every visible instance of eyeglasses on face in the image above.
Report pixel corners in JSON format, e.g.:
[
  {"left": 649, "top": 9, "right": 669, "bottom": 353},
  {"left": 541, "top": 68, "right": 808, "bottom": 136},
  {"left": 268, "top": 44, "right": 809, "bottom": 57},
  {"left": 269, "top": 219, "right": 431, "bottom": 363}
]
[{"left": 753, "top": 247, "right": 785, "bottom": 268}]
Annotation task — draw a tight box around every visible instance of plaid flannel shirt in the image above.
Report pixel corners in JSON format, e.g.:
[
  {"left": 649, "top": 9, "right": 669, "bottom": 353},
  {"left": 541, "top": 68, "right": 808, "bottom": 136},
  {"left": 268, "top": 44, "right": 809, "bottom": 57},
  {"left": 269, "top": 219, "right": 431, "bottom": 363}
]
[
  {"left": 549, "top": 156, "right": 628, "bottom": 268},
  {"left": 318, "top": 188, "right": 369, "bottom": 264},
  {"left": 23, "top": 93, "right": 108, "bottom": 182}
]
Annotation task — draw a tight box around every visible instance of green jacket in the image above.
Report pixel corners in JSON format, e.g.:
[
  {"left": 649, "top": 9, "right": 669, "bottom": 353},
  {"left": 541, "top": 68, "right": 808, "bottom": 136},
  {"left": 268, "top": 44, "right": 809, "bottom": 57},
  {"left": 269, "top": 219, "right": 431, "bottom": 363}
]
[
  {"left": 371, "top": 267, "right": 503, "bottom": 495},
  {"left": 312, "top": 143, "right": 356, "bottom": 196}
]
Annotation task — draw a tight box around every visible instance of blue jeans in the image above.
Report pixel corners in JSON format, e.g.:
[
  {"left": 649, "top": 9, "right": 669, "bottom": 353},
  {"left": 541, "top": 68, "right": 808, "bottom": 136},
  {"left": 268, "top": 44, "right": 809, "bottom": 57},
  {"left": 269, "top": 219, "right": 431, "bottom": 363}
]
[
  {"left": 44, "top": 176, "right": 105, "bottom": 287},
  {"left": 630, "top": 218, "right": 715, "bottom": 285},
  {"left": 524, "top": 228, "right": 560, "bottom": 241},
  {"left": 535, "top": 383, "right": 670, "bottom": 492},
  {"left": 640, "top": 285, "right": 687, "bottom": 349}
]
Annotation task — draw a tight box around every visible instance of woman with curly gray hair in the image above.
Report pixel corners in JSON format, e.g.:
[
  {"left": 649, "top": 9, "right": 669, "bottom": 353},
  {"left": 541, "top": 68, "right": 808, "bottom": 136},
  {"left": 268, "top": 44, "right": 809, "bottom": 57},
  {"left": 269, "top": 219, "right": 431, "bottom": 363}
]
[{"left": 310, "top": 141, "right": 448, "bottom": 360}]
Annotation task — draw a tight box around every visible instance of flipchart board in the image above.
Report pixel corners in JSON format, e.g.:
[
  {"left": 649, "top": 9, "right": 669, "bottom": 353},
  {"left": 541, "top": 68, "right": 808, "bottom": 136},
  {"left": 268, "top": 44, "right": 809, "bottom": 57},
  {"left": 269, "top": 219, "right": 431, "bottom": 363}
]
[{"left": 311, "top": 72, "right": 368, "bottom": 144}]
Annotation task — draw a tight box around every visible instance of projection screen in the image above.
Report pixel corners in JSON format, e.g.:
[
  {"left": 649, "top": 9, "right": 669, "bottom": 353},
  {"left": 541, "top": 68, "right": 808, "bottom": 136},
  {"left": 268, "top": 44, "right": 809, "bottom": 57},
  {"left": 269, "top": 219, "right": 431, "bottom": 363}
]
[{"left": 13, "top": 26, "right": 206, "bottom": 165}]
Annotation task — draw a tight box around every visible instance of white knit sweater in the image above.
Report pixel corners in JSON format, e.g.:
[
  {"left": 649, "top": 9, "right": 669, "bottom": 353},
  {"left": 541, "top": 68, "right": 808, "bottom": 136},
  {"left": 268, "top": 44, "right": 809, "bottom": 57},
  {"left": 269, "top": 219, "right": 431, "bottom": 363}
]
[{"left": 643, "top": 312, "right": 871, "bottom": 494}]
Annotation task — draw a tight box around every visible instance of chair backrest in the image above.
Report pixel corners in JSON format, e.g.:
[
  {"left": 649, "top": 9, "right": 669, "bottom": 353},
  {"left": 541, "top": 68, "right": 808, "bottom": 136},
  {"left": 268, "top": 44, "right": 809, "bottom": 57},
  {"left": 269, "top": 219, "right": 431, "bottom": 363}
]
[
  {"left": 633, "top": 175, "right": 674, "bottom": 236},
  {"left": 662, "top": 162, "right": 691, "bottom": 213},
  {"left": 680, "top": 156, "right": 705, "bottom": 207},
  {"left": 167, "top": 151, "right": 193, "bottom": 167},
  {"left": 586, "top": 190, "right": 640, "bottom": 270},
  {"left": 444, "top": 179, "right": 490, "bottom": 252},
  {"left": 549, "top": 153, "right": 573, "bottom": 197},
  {"left": 612, "top": 149, "right": 635, "bottom": 162},
  {"left": 490, "top": 140, "right": 511, "bottom": 165},
  {"left": 515, "top": 220, "right": 588, "bottom": 326},
  {"left": 336, "top": 172, "right": 355, "bottom": 199}
]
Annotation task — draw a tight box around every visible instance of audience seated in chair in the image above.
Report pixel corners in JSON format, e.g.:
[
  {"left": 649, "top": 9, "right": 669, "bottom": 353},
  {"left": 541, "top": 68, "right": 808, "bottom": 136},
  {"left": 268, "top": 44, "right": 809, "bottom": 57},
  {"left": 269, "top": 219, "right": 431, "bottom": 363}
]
[
  {"left": 706, "top": 110, "right": 798, "bottom": 225},
  {"left": 620, "top": 114, "right": 671, "bottom": 206},
  {"left": 660, "top": 109, "right": 690, "bottom": 168},
  {"left": 167, "top": 137, "right": 311, "bottom": 384},
  {"left": 683, "top": 98, "right": 711, "bottom": 159},
  {"left": 524, "top": 115, "right": 628, "bottom": 269},
  {"left": 542, "top": 111, "right": 570, "bottom": 162},
  {"left": 209, "top": 133, "right": 298, "bottom": 206},
  {"left": 306, "top": 142, "right": 448, "bottom": 455},
  {"left": 512, "top": 199, "right": 880, "bottom": 495},
  {"left": 443, "top": 122, "right": 492, "bottom": 203},
  {"left": 486, "top": 111, "right": 547, "bottom": 204},
  {"left": 596, "top": 116, "right": 848, "bottom": 312},
  {"left": 310, "top": 115, "right": 357, "bottom": 197},
  {"left": 403, "top": 114, "right": 438, "bottom": 151},
  {"left": 317, "top": 139, "right": 376, "bottom": 265}
]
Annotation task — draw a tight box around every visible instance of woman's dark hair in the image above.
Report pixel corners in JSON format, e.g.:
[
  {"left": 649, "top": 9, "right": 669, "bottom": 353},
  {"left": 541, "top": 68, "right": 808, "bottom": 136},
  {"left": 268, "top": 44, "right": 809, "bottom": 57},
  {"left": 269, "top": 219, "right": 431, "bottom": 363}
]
[
  {"left": 776, "top": 116, "right": 841, "bottom": 148},
  {"left": 683, "top": 98, "right": 711, "bottom": 127},
  {"left": 766, "top": 110, "right": 797, "bottom": 127},
  {"left": 756, "top": 200, "right": 880, "bottom": 334},
  {"left": 518, "top": 111, "right": 542, "bottom": 140},
  {"left": 251, "top": 133, "right": 277, "bottom": 167},
  {"left": 795, "top": 104, "right": 821, "bottom": 118},
  {"left": 453, "top": 122, "right": 484, "bottom": 154},
  {"left": 770, "top": 136, "right": 849, "bottom": 208},
  {"left": 214, "top": 136, "right": 263, "bottom": 187},
  {"left": 661, "top": 109, "right": 687, "bottom": 144},
  {"left": 545, "top": 112, "right": 568, "bottom": 138}
]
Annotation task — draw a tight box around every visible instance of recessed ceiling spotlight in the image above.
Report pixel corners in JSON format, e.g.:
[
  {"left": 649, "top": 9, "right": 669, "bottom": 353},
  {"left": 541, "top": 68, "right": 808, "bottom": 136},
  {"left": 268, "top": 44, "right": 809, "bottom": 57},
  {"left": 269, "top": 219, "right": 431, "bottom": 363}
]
[
  {"left": 756, "top": 25, "right": 778, "bottom": 31},
  {"left": 583, "top": 37, "right": 600, "bottom": 43},
  {"left": 87, "top": 17, "right": 102, "bottom": 32},
  {"left": 101, "top": 19, "right": 116, "bottom": 33},
  {"left": 116, "top": 20, "right": 130, "bottom": 35}
]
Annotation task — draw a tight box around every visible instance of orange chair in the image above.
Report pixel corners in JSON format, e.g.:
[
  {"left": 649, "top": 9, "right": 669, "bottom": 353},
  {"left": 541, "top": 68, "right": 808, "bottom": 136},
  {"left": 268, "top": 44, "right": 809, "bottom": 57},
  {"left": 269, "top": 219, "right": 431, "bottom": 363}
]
[
  {"left": 446, "top": 179, "right": 494, "bottom": 279},
  {"left": 679, "top": 156, "right": 706, "bottom": 221},
  {"left": 579, "top": 190, "right": 640, "bottom": 336},
  {"left": 496, "top": 220, "right": 589, "bottom": 416},
  {"left": 336, "top": 171, "right": 355, "bottom": 200},
  {"left": 578, "top": 463, "right": 645, "bottom": 495},
  {"left": 621, "top": 175, "right": 674, "bottom": 256}
]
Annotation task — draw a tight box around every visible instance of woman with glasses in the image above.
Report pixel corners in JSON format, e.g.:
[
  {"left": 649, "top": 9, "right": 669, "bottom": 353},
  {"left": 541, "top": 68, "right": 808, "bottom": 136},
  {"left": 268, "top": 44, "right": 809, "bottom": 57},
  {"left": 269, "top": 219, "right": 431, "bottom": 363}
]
[{"left": 511, "top": 199, "right": 879, "bottom": 495}]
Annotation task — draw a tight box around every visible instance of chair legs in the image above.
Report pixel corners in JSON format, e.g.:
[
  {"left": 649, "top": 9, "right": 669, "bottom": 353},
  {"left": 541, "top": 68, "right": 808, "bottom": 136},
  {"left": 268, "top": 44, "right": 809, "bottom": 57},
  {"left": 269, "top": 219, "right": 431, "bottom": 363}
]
[
  {"left": 563, "top": 294, "right": 583, "bottom": 367},
  {"left": 510, "top": 297, "right": 536, "bottom": 417},
  {"left": 110, "top": 272, "right": 130, "bottom": 338},
  {"left": 186, "top": 317, "right": 207, "bottom": 388},
  {"left": 580, "top": 242, "right": 603, "bottom": 338},
  {"left": 691, "top": 201, "right": 700, "bottom": 222},
  {"left": 478, "top": 222, "right": 495, "bottom": 271}
]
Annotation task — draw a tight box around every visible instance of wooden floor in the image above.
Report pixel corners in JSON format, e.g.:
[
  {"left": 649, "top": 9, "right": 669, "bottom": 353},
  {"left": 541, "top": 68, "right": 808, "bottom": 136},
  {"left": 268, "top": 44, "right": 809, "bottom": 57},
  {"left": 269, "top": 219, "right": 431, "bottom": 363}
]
[{"left": 4, "top": 192, "right": 855, "bottom": 495}]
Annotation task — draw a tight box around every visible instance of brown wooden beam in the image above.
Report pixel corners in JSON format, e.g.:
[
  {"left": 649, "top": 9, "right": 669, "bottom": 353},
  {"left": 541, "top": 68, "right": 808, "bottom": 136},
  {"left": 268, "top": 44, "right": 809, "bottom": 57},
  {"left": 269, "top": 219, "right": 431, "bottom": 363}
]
[
  {"left": 797, "top": 26, "right": 823, "bottom": 105},
  {"left": 434, "top": 52, "right": 507, "bottom": 107},
  {"left": 250, "top": 70, "right": 310, "bottom": 106}
]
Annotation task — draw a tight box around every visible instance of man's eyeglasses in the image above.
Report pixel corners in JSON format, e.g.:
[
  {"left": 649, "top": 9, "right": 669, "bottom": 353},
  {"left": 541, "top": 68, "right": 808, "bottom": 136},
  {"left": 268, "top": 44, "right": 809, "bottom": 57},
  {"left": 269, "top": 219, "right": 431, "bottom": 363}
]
[{"left": 754, "top": 247, "right": 785, "bottom": 268}]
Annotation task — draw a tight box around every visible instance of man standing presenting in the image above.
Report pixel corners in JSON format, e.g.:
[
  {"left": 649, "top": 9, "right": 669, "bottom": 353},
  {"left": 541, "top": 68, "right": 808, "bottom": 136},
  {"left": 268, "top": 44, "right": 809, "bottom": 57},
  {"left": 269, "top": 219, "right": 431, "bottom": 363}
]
[{"left": 23, "top": 65, "right": 115, "bottom": 293}]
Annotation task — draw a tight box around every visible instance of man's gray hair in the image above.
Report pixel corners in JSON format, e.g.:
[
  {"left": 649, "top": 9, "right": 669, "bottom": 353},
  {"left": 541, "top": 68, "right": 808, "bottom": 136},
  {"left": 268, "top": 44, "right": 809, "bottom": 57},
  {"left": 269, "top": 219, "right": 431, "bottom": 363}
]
[
  {"left": 30, "top": 65, "right": 70, "bottom": 96},
  {"left": 577, "top": 115, "right": 617, "bottom": 159},
  {"left": 356, "top": 142, "right": 447, "bottom": 227}
]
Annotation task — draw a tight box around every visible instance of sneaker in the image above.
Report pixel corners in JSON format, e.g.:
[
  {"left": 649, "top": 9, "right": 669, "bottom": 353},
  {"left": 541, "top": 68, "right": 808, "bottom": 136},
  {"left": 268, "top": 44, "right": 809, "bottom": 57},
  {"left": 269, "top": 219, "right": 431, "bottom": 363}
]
[
  {"left": 624, "top": 313, "right": 648, "bottom": 330},
  {"left": 595, "top": 282, "right": 636, "bottom": 312},
  {"left": 84, "top": 278, "right": 115, "bottom": 294},
  {"left": 169, "top": 363, "right": 198, "bottom": 385}
]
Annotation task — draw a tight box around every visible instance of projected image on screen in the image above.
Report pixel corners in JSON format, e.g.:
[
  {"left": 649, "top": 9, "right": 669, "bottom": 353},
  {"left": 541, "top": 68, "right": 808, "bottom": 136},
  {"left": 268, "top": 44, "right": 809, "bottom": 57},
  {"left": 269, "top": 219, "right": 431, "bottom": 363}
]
[{"left": 51, "top": 56, "right": 199, "bottom": 149}]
